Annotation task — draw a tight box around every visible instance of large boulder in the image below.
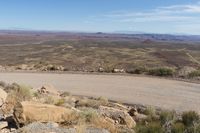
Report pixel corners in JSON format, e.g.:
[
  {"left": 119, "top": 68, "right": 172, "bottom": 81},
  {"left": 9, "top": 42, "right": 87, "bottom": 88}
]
[
  {"left": 98, "top": 106, "right": 136, "bottom": 128},
  {"left": 13, "top": 101, "right": 78, "bottom": 126},
  {"left": 0, "top": 88, "right": 7, "bottom": 107}
]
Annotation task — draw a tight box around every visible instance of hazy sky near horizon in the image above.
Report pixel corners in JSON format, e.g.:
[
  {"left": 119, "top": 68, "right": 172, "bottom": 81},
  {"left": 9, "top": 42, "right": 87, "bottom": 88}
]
[{"left": 1, "top": 0, "right": 200, "bottom": 34}]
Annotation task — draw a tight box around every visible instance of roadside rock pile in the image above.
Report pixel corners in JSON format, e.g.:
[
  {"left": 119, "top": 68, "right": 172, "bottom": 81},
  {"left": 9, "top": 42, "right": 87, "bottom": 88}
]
[
  {"left": 0, "top": 82, "right": 141, "bottom": 133},
  {"left": 0, "top": 81, "right": 172, "bottom": 133}
]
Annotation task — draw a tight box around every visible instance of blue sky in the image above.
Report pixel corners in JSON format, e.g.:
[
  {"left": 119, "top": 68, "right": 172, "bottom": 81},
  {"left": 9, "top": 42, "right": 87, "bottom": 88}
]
[{"left": 1, "top": 0, "right": 200, "bottom": 34}]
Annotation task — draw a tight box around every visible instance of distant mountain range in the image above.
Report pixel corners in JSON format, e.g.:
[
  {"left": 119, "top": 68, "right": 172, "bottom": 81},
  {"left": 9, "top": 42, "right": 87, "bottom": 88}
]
[{"left": 0, "top": 29, "right": 200, "bottom": 42}]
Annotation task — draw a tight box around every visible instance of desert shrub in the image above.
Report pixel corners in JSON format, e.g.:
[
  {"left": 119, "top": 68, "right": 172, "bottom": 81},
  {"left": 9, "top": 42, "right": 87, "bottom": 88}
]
[
  {"left": 188, "top": 70, "right": 200, "bottom": 78},
  {"left": 193, "top": 123, "right": 200, "bottom": 133},
  {"left": 34, "top": 61, "right": 48, "bottom": 69},
  {"left": 78, "top": 109, "right": 117, "bottom": 133},
  {"left": 55, "top": 98, "right": 65, "bottom": 106},
  {"left": 8, "top": 84, "right": 32, "bottom": 102},
  {"left": 135, "top": 124, "right": 148, "bottom": 133},
  {"left": 5, "top": 84, "right": 33, "bottom": 112},
  {"left": 75, "top": 98, "right": 107, "bottom": 108},
  {"left": 160, "top": 110, "right": 175, "bottom": 125},
  {"left": 135, "top": 122, "right": 164, "bottom": 133},
  {"left": 33, "top": 91, "right": 42, "bottom": 99},
  {"left": 3, "top": 83, "right": 20, "bottom": 93},
  {"left": 148, "top": 67, "right": 174, "bottom": 76},
  {"left": 102, "top": 64, "right": 115, "bottom": 73},
  {"left": 182, "top": 111, "right": 199, "bottom": 127},
  {"left": 97, "top": 96, "right": 108, "bottom": 105},
  {"left": 127, "top": 67, "right": 147, "bottom": 74},
  {"left": 144, "top": 106, "right": 156, "bottom": 116},
  {"left": 171, "top": 122, "right": 185, "bottom": 133},
  {"left": 80, "top": 109, "right": 98, "bottom": 123},
  {"left": 143, "top": 106, "right": 157, "bottom": 121},
  {"left": 44, "top": 96, "right": 56, "bottom": 104}
]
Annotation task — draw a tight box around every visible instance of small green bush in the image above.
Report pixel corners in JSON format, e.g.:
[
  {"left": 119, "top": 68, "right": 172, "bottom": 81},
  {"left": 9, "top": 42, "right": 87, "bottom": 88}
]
[
  {"left": 135, "top": 122, "right": 164, "bottom": 133},
  {"left": 135, "top": 124, "right": 148, "bottom": 133},
  {"left": 55, "top": 98, "right": 65, "bottom": 106},
  {"left": 148, "top": 68, "right": 174, "bottom": 76},
  {"left": 80, "top": 109, "right": 98, "bottom": 123},
  {"left": 144, "top": 106, "right": 156, "bottom": 116},
  {"left": 144, "top": 106, "right": 157, "bottom": 121},
  {"left": 182, "top": 111, "right": 199, "bottom": 127},
  {"left": 33, "top": 91, "right": 42, "bottom": 98},
  {"left": 160, "top": 110, "right": 175, "bottom": 125},
  {"left": 171, "top": 122, "right": 185, "bottom": 133},
  {"left": 127, "top": 67, "right": 147, "bottom": 74},
  {"left": 97, "top": 96, "right": 108, "bottom": 105}
]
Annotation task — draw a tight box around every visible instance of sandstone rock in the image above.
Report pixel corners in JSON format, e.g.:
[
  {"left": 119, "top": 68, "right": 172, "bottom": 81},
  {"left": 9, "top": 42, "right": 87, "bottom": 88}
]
[
  {"left": 13, "top": 101, "right": 78, "bottom": 126},
  {"left": 99, "top": 106, "right": 136, "bottom": 128},
  {"left": 38, "top": 85, "right": 60, "bottom": 96},
  {"left": 0, "top": 88, "right": 7, "bottom": 107},
  {"left": 0, "top": 121, "right": 8, "bottom": 129}
]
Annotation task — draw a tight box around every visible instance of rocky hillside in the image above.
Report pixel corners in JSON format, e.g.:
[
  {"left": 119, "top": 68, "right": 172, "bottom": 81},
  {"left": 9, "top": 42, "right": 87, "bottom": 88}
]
[{"left": 0, "top": 82, "right": 200, "bottom": 133}]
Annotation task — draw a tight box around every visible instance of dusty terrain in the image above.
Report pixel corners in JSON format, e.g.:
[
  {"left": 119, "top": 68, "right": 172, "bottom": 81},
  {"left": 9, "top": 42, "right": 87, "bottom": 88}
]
[
  {"left": 0, "top": 72, "right": 200, "bottom": 112},
  {"left": 0, "top": 31, "right": 200, "bottom": 73}
]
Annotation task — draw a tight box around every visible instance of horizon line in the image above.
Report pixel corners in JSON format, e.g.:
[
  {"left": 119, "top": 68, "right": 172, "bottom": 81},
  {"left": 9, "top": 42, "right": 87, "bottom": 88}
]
[{"left": 0, "top": 28, "right": 200, "bottom": 36}]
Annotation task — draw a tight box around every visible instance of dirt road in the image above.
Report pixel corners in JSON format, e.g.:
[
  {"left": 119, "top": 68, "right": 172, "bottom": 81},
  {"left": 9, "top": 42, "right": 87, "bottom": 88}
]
[{"left": 0, "top": 72, "right": 200, "bottom": 112}]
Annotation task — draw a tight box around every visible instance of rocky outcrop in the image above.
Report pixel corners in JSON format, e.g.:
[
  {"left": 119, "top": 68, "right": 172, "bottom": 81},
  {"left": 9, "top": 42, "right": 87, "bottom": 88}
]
[
  {"left": 98, "top": 106, "right": 136, "bottom": 128},
  {"left": 13, "top": 101, "right": 78, "bottom": 126}
]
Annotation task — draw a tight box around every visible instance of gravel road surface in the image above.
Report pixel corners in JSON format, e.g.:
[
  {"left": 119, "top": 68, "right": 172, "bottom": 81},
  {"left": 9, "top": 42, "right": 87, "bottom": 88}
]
[{"left": 0, "top": 72, "right": 200, "bottom": 112}]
